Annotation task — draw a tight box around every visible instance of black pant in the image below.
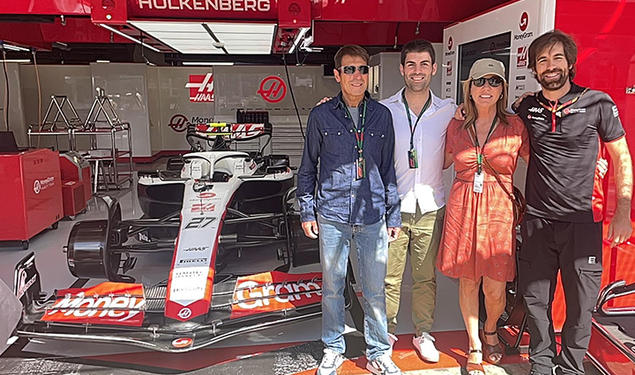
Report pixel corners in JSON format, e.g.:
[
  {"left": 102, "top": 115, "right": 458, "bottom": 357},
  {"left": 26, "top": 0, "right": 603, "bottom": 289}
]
[{"left": 518, "top": 215, "right": 603, "bottom": 375}]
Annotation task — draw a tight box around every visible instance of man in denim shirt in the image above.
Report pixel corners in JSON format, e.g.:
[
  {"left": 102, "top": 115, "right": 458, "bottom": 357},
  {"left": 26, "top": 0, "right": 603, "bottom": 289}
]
[{"left": 297, "top": 45, "right": 402, "bottom": 375}]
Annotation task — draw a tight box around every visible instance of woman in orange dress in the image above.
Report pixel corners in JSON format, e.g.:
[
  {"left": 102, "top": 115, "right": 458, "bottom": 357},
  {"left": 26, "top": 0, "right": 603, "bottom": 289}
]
[{"left": 437, "top": 58, "right": 529, "bottom": 375}]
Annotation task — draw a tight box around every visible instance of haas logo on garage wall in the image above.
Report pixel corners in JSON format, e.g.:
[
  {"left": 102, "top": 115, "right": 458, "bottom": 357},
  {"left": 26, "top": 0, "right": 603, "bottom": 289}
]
[
  {"left": 186, "top": 73, "right": 215, "bottom": 102},
  {"left": 517, "top": 46, "right": 528, "bottom": 68},
  {"left": 258, "top": 76, "right": 287, "bottom": 103},
  {"left": 169, "top": 114, "right": 189, "bottom": 132}
]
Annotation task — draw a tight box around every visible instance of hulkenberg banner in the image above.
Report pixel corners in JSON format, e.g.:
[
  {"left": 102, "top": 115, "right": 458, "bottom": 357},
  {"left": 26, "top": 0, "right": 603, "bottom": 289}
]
[{"left": 128, "top": 0, "right": 277, "bottom": 19}]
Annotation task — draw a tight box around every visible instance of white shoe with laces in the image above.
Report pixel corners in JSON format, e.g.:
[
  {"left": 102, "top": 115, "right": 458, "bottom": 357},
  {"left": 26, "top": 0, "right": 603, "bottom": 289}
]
[
  {"left": 412, "top": 332, "right": 440, "bottom": 363},
  {"left": 366, "top": 354, "right": 403, "bottom": 375},
  {"left": 316, "top": 348, "right": 345, "bottom": 375}
]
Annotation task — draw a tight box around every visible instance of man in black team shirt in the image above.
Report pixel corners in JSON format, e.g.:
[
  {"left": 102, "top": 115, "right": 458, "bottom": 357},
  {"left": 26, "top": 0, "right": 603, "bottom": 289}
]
[{"left": 511, "top": 30, "right": 633, "bottom": 375}]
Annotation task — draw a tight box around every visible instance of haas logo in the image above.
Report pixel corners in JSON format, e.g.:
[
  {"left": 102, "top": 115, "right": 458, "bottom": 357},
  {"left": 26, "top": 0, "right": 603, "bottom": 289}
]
[
  {"left": 519, "top": 12, "right": 529, "bottom": 31},
  {"left": 178, "top": 307, "right": 192, "bottom": 320},
  {"left": 169, "top": 114, "right": 189, "bottom": 132},
  {"left": 186, "top": 73, "right": 214, "bottom": 103},
  {"left": 172, "top": 337, "right": 193, "bottom": 348},
  {"left": 258, "top": 76, "right": 287, "bottom": 103},
  {"left": 517, "top": 46, "right": 528, "bottom": 68}
]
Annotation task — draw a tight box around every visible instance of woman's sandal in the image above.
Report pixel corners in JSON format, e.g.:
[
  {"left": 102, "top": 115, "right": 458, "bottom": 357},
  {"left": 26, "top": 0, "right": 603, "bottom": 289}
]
[
  {"left": 481, "top": 330, "right": 505, "bottom": 364},
  {"left": 466, "top": 349, "right": 485, "bottom": 375}
]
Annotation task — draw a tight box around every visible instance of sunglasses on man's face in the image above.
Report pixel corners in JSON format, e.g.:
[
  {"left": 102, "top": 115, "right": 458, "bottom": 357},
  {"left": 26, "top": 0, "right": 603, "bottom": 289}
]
[
  {"left": 472, "top": 76, "right": 504, "bottom": 87},
  {"left": 339, "top": 65, "right": 370, "bottom": 75}
]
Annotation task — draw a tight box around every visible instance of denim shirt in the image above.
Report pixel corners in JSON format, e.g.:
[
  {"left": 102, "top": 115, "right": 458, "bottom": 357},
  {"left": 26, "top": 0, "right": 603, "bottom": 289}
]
[{"left": 297, "top": 92, "right": 401, "bottom": 228}]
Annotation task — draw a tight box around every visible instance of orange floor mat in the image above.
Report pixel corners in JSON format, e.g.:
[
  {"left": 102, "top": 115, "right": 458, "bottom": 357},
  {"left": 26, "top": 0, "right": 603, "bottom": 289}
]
[{"left": 292, "top": 330, "right": 527, "bottom": 375}]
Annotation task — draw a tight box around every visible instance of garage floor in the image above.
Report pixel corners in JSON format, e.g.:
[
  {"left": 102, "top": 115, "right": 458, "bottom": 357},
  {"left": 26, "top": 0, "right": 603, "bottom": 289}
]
[{"left": 0, "top": 161, "right": 601, "bottom": 375}]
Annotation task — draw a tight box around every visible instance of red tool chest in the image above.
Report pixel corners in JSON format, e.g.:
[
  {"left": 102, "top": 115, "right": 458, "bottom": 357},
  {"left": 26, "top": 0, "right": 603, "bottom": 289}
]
[
  {"left": 0, "top": 149, "right": 63, "bottom": 247},
  {"left": 60, "top": 152, "right": 92, "bottom": 217}
]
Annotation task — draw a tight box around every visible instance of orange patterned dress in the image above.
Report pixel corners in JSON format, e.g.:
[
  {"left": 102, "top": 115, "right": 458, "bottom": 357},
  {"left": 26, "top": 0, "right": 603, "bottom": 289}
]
[{"left": 437, "top": 115, "right": 529, "bottom": 282}]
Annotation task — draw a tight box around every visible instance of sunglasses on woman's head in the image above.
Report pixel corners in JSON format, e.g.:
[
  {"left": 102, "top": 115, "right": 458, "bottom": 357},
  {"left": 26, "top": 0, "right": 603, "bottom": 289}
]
[
  {"left": 339, "top": 65, "right": 370, "bottom": 75},
  {"left": 472, "top": 76, "right": 504, "bottom": 87}
]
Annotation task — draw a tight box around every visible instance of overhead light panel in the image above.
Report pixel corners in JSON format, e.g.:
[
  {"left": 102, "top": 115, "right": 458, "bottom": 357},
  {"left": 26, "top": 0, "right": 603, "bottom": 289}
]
[
  {"left": 129, "top": 21, "right": 275, "bottom": 55},
  {"left": 99, "top": 24, "right": 161, "bottom": 53},
  {"left": 52, "top": 42, "right": 70, "bottom": 51},
  {"left": 0, "top": 43, "right": 30, "bottom": 52},
  {"left": 182, "top": 62, "right": 234, "bottom": 66}
]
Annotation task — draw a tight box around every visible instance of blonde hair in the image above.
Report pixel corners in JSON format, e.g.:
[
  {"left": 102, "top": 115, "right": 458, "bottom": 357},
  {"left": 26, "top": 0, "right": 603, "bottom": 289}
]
[{"left": 461, "top": 79, "right": 511, "bottom": 129}]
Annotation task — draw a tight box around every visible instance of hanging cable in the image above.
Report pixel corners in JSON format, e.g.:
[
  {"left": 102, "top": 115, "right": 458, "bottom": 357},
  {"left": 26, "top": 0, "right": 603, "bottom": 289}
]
[
  {"left": 282, "top": 52, "right": 305, "bottom": 140},
  {"left": 2, "top": 46, "right": 9, "bottom": 131},
  {"left": 33, "top": 49, "right": 43, "bottom": 147},
  {"left": 33, "top": 49, "right": 41, "bottom": 129}
]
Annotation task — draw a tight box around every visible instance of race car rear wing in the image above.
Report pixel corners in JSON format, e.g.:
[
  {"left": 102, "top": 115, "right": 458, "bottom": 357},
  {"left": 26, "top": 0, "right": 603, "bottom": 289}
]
[{"left": 190, "top": 122, "right": 272, "bottom": 141}]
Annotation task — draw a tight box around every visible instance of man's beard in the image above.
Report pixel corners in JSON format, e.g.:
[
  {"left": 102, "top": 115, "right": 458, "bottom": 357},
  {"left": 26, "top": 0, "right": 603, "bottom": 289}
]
[
  {"left": 405, "top": 75, "right": 429, "bottom": 92},
  {"left": 538, "top": 68, "right": 569, "bottom": 90}
]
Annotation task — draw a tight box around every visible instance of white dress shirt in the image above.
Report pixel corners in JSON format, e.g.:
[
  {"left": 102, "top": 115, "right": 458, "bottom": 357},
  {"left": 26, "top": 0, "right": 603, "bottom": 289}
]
[{"left": 380, "top": 88, "right": 456, "bottom": 214}]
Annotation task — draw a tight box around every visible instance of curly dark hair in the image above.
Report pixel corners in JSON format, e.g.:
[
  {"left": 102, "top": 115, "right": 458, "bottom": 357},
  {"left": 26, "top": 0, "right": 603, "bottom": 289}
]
[{"left": 528, "top": 30, "right": 577, "bottom": 80}]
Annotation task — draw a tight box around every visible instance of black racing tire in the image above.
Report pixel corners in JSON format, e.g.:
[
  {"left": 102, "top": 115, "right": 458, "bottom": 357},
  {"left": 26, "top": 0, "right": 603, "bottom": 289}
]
[{"left": 66, "top": 220, "right": 121, "bottom": 280}]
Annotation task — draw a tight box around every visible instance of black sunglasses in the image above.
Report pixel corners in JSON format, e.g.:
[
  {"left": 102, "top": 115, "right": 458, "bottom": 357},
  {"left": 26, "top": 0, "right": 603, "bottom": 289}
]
[
  {"left": 472, "top": 76, "right": 504, "bottom": 87},
  {"left": 339, "top": 65, "right": 370, "bottom": 75}
]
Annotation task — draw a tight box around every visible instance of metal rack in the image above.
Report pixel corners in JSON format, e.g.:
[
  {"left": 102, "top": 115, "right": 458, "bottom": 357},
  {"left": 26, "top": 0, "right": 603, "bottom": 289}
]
[
  {"left": 75, "top": 124, "right": 133, "bottom": 192},
  {"left": 39, "top": 95, "right": 83, "bottom": 131},
  {"left": 27, "top": 91, "right": 134, "bottom": 192}
]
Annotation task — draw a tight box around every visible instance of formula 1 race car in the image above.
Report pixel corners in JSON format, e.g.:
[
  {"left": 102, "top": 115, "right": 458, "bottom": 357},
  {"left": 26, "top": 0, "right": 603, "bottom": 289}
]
[{"left": 10, "top": 122, "right": 362, "bottom": 352}]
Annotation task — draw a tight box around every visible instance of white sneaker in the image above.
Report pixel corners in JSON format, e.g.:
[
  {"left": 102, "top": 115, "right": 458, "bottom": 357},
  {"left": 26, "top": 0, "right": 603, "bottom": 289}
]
[
  {"left": 412, "top": 332, "right": 440, "bottom": 363},
  {"left": 366, "top": 354, "right": 403, "bottom": 375},
  {"left": 317, "top": 348, "right": 345, "bottom": 375}
]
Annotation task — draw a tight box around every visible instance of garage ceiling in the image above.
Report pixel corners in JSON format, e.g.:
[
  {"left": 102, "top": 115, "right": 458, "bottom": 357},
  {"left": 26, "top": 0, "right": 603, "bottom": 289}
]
[{"left": 0, "top": 0, "right": 509, "bottom": 65}]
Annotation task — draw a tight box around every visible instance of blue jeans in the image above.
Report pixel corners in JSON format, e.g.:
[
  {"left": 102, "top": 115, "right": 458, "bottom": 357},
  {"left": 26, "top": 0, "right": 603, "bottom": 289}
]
[{"left": 317, "top": 215, "right": 390, "bottom": 360}]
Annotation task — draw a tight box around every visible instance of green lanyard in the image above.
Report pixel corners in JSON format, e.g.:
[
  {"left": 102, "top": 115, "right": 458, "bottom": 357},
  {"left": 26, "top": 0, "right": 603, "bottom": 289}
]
[
  {"left": 471, "top": 117, "right": 498, "bottom": 174},
  {"left": 402, "top": 89, "right": 432, "bottom": 150},
  {"left": 344, "top": 101, "right": 368, "bottom": 158}
]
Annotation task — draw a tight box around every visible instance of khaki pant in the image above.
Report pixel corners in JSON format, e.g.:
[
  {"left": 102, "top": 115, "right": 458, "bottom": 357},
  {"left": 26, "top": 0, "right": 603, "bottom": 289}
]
[{"left": 385, "top": 206, "right": 445, "bottom": 336}]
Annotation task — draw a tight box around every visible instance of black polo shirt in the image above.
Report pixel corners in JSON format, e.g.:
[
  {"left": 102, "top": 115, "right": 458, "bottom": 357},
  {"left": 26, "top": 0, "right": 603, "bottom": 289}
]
[{"left": 516, "top": 83, "right": 625, "bottom": 223}]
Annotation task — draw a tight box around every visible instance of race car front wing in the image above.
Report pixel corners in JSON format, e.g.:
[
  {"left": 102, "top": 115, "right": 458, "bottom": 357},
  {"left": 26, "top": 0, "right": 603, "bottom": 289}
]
[{"left": 13, "top": 252, "right": 361, "bottom": 353}]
